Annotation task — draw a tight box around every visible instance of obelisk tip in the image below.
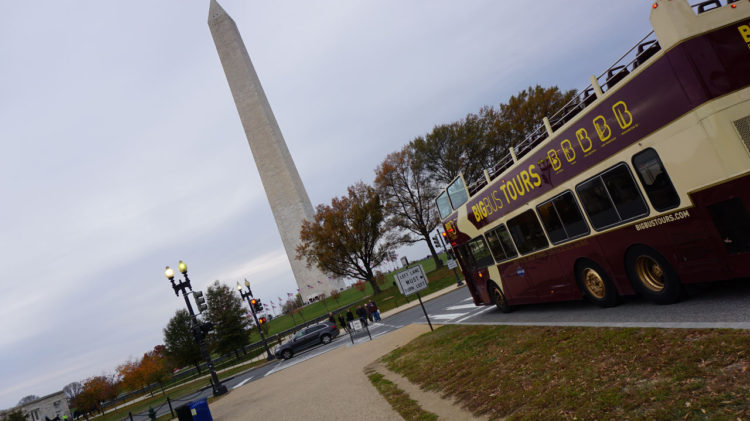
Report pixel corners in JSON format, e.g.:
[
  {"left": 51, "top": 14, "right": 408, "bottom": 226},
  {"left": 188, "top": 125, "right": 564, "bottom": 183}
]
[{"left": 208, "top": 0, "right": 227, "bottom": 22}]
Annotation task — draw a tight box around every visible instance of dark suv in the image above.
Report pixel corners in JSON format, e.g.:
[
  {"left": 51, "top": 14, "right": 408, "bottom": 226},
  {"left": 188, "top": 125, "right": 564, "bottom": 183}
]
[{"left": 274, "top": 322, "right": 339, "bottom": 360}]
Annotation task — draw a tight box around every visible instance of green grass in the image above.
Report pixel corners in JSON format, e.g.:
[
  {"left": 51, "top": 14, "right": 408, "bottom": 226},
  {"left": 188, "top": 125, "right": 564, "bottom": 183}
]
[
  {"left": 381, "top": 325, "right": 750, "bottom": 420},
  {"left": 365, "top": 370, "right": 438, "bottom": 421}
]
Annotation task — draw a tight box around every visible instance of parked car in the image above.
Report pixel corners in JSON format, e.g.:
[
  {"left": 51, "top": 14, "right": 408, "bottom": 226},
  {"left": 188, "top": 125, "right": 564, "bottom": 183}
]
[{"left": 274, "top": 322, "right": 339, "bottom": 360}]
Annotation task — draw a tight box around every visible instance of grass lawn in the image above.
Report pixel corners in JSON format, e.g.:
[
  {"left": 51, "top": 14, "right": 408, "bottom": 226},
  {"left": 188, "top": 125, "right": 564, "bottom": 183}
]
[
  {"left": 365, "top": 369, "right": 438, "bottom": 421},
  {"left": 381, "top": 325, "right": 750, "bottom": 420}
]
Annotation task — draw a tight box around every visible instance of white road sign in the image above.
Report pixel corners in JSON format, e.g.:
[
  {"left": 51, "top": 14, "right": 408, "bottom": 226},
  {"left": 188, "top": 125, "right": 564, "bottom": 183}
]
[
  {"left": 395, "top": 265, "right": 429, "bottom": 296},
  {"left": 446, "top": 259, "right": 457, "bottom": 269}
]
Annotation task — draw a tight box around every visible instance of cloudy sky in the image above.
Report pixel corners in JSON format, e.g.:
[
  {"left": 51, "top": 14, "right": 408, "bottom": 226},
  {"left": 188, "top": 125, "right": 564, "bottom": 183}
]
[{"left": 0, "top": 0, "right": 652, "bottom": 408}]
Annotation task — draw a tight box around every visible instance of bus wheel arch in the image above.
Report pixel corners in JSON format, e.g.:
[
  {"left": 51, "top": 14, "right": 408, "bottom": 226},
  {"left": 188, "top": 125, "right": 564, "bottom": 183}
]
[
  {"left": 574, "top": 258, "right": 619, "bottom": 308},
  {"left": 487, "top": 281, "right": 512, "bottom": 313},
  {"left": 624, "top": 244, "right": 682, "bottom": 304}
]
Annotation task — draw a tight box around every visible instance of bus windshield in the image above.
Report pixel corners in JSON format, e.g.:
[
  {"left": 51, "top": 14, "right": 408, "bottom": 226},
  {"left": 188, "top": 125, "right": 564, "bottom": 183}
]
[
  {"left": 436, "top": 191, "right": 452, "bottom": 219},
  {"left": 447, "top": 177, "right": 468, "bottom": 209}
]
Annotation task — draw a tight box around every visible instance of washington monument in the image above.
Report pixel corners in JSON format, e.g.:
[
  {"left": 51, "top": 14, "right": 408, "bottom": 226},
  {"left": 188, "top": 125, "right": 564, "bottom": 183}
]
[{"left": 208, "top": 0, "right": 341, "bottom": 302}]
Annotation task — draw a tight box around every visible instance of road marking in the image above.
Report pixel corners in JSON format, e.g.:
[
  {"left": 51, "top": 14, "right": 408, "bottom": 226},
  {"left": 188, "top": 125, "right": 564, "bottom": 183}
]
[
  {"left": 430, "top": 313, "right": 468, "bottom": 320},
  {"left": 454, "top": 306, "right": 495, "bottom": 323},
  {"left": 446, "top": 304, "right": 478, "bottom": 311},
  {"left": 233, "top": 376, "right": 253, "bottom": 389},
  {"left": 461, "top": 297, "right": 474, "bottom": 302}
]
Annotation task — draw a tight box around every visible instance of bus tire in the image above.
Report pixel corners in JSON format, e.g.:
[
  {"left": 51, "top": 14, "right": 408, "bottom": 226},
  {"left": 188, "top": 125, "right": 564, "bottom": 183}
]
[
  {"left": 575, "top": 259, "right": 618, "bottom": 308},
  {"left": 625, "top": 245, "right": 682, "bottom": 304},
  {"left": 488, "top": 282, "right": 512, "bottom": 313}
]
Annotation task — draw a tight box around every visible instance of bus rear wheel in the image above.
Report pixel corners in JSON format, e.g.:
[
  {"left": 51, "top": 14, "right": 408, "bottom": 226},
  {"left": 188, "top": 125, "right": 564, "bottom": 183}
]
[
  {"left": 489, "top": 282, "right": 512, "bottom": 313},
  {"left": 575, "top": 259, "right": 618, "bottom": 308},
  {"left": 625, "top": 245, "right": 682, "bottom": 304}
]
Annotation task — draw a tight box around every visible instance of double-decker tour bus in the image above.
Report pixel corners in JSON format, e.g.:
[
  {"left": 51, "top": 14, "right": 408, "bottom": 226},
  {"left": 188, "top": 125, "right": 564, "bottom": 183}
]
[{"left": 435, "top": 0, "right": 750, "bottom": 312}]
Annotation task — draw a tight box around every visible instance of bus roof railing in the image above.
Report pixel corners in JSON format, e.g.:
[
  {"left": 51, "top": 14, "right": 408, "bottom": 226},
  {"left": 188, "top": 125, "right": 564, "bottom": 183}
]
[{"left": 461, "top": 30, "right": 661, "bottom": 195}]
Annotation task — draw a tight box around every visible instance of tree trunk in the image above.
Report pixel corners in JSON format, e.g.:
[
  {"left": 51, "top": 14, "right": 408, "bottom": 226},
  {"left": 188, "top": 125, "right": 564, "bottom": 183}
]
[
  {"left": 367, "top": 276, "right": 382, "bottom": 295},
  {"left": 424, "top": 234, "right": 443, "bottom": 269}
]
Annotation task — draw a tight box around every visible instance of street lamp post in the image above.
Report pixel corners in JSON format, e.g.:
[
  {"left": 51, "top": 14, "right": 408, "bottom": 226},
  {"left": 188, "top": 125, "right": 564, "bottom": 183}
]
[
  {"left": 237, "top": 280, "right": 274, "bottom": 361},
  {"left": 164, "top": 261, "right": 227, "bottom": 396}
]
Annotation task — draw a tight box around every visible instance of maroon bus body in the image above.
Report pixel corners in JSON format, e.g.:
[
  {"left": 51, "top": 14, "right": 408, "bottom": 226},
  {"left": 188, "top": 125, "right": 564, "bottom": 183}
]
[{"left": 445, "top": 21, "right": 750, "bottom": 307}]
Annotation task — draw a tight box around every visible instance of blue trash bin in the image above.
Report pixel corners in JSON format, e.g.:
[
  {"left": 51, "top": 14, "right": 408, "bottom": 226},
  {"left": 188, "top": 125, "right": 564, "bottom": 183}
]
[{"left": 189, "top": 398, "right": 213, "bottom": 421}]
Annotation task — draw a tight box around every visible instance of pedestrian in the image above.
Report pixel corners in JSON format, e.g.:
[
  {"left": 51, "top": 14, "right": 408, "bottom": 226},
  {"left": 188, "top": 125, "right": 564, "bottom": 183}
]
[
  {"left": 346, "top": 308, "right": 355, "bottom": 330},
  {"left": 328, "top": 311, "right": 335, "bottom": 324},
  {"left": 337, "top": 313, "right": 347, "bottom": 333},
  {"left": 356, "top": 305, "right": 368, "bottom": 327},
  {"left": 366, "top": 303, "right": 374, "bottom": 322},
  {"left": 369, "top": 300, "right": 381, "bottom": 322}
]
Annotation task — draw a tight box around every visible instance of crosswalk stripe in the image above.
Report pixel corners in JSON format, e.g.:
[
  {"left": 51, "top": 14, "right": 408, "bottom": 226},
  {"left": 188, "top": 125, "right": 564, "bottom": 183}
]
[
  {"left": 446, "top": 304, "right": 478, "bottom": 311},
  {"left": 233, "top": 376, "right": 253, "bottom": 389},
  {"left": 430, "top": 313, "right": 468, "bottom": 320}
]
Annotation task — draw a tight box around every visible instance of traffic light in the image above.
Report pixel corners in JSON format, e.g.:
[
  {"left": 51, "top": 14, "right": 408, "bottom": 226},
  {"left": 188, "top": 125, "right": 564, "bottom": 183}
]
[
  {"left": 258, "top": 317, "right": 267, "bottom": 325},
  {"left": 250, "top": 298, "right": 258, "bottom": 312},
  {"left": 441, "top": 230, "right": 447, "bottom": 239},
  {"left": 432, "top": 235, "right": 441, "bottom": 249},
  {"left": 200, "top": 322, "right": 214, "bottom": 336},
  {"left": 255, "top": 299, "right": 263, "bottom": 312},
  {"left": 194, "top": 290, "right": 208, "bottom": 313}
]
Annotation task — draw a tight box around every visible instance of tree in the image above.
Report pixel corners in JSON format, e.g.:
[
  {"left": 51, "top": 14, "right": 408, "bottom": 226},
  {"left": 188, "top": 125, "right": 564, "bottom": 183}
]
[
  {"left": 329, "top": 289, "right": 341, "bottom": 303},
  {"left": 76, "top": 375, "right": 118, "bottom": 414},
  {"left": 2, "top": 408, "right": 26, "bottom": 421},
  {"left": 17, "top": 395, "right": 39, "bottom": 406},
  {"left": 205, "top": 281, "right": 252, "bottom": 357},
  {"left": 375, "top": 145, "right": 441, "bottom": 268},
  {"left": 297, "top": 182, "right": 400, "bottom": 295},
  {"left": 163, "top": 309, "right": 202, "bottom": 373},
  {"left": 63, "top": 382, "right": 83, "bottom": 406},
  {"left": 494, "top": 85, "right": 577, "bottom": 152}
]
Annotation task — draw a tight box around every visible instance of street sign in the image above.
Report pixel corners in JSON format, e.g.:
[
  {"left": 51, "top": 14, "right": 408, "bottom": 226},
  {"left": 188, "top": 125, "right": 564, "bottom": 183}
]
[
  {"left": 350, "top": 319, "right": 362, "bottom": 331},
  {"left": 446, "top": 259, "right": 457, "bottom": 269},
  {"left": 400, "top": 256, "right": 408, "bottom": 267},
  {"left": 395, "top": 265, "right": 428, "bottom": 296}
]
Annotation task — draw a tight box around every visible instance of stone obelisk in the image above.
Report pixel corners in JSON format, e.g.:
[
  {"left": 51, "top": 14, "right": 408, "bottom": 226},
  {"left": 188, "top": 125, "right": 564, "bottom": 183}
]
[{"left": 208, "top": 0, "right": 340, "bottom": 302}]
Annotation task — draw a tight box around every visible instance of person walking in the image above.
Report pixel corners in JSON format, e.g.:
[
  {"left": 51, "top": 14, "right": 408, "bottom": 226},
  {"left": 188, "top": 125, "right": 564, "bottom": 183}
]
[
  {"left": 356, "top": 305, "right": 368, "bottom": 327},
  {"left": 328, "top": 312, "right": 335, "bottom": 324},
  {"left": 346, "top": 308, "right": 355, "bottom": 330},
  {"left": 368, "top": 300, "right": 381, "bottom": 322},
  {"left": 337, "top": 313, "right": 347, "bottom": 333}
]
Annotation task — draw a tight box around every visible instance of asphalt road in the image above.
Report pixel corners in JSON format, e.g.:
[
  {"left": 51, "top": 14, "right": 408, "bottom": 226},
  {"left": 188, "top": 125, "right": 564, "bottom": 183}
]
[{"left": 130, "top": 277, "right": 750, "bottom": 420}]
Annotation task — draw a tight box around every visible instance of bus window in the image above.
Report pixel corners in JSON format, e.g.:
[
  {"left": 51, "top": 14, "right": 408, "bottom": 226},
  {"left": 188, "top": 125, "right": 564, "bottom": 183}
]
[
  {"left": 447, "top": 177, "right": 469, "bottom": 209},
  {"left": 507, "top": 210, "right": 549, "bottom": 255},
  {"left": 537, "top": 191, "right": 589, "bottom": 244},
  {"left": 603, "top": 165, "right": 648, "bottom": 220},
  {"left": 577, "top": 164, "right": 648, "bottom": 230},
  {"left": 632, "top": 148, "right": 679, "bottom": 211},
  {"left": 485, "top": 224, "right": 518, "bottom": 262},
  {"left": 436, "top": 191, "right": 452, "bottom": 219},
  {"left": 467, "top": 237, "right": 494, "bottom": 268}
]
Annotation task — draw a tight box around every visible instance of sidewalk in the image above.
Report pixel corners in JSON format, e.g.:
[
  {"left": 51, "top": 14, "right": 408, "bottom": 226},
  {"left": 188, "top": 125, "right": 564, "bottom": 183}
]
[
  {"left": 209, "top": 324, "right": 433, "bottom": 421},
  {"left": 207, "top": 284, "right": 466, "bottom": 420}
]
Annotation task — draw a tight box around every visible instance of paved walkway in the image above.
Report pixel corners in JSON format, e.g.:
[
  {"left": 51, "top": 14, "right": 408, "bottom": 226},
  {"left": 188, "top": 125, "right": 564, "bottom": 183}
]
[
  {"left": 209, "top": 324, "right": 433, "bottom": 420},
  {"left": 207, "top": 284, "right": 466, "bottom": 420}
]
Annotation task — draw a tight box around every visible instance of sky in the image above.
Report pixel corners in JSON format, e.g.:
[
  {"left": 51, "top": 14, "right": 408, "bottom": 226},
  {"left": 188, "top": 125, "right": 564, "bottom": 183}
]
[{"left": 0, "top": 0, "right": 653, "bottom": 409}]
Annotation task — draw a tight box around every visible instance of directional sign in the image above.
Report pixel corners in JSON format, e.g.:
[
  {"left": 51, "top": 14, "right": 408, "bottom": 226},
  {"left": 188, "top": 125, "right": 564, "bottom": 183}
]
[{"left": 395, "top": 265, "right": 429, "bottom": 296}]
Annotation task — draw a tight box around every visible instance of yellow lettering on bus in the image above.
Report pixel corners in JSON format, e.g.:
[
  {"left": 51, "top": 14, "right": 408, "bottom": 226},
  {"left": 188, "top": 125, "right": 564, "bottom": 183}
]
[
  {"left": 739, "top": 24, "right": 750, "bottom": 43},
  {"left": 528, "top": 164, "right": 542, "bottom": 187},
  {"left": 547, "top": 150, "right": 561, "bottom": 170},
  {"left": 520, "top": 170, "right": 534, "bottom": 192},
  {"left": 500, "top": 182, "right": 510, "bottom": 202},
  {"left": 472, "top": 204, "right": 481, "bottom": 222},
  {"left": 561, "top": 139, "right": 576, "bottom": 162},
  {"left": 613, "top": 101, "right": 633, "bottom": 129},
  {"left": 491, "top": 190, "right": 504, "bottom": 209},
  {"left": 593, "top": 115, "right": 611, "bottom": 141},
  {"left": 576, "top": 128, "right": 592, "bottom": 152},
  {"left": 507, "top": 180, "right": 518, "bottom": 201}
]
